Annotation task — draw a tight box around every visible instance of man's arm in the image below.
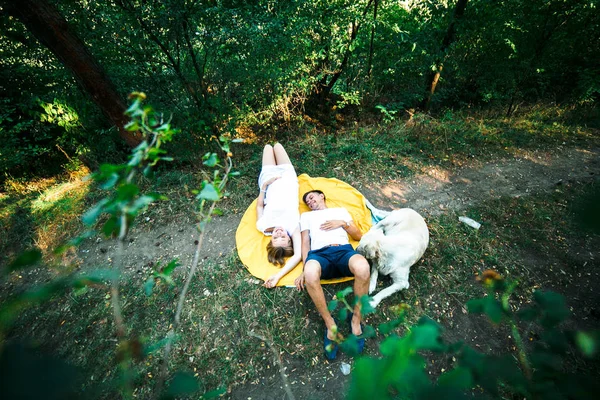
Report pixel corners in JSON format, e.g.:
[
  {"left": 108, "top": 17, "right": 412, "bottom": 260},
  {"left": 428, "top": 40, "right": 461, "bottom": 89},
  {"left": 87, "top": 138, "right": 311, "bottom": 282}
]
[
  {"left": 320, "top": 219, "right": 363, "bottom": 241},
  {"left": 343, "top": 221, "right": 363, "bottom": 241}
]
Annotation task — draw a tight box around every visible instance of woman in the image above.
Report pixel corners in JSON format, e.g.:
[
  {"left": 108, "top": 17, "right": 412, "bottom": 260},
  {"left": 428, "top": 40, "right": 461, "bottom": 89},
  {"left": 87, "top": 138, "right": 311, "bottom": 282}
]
[{"left": 256, "top": 143, "right": 302, "bottom": 288}]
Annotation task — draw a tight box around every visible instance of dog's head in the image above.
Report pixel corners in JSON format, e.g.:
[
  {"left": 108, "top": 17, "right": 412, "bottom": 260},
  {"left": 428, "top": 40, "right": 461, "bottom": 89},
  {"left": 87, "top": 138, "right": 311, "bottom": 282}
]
[{"left": 356, "top": 228, "right": 384, "bottom": 260}]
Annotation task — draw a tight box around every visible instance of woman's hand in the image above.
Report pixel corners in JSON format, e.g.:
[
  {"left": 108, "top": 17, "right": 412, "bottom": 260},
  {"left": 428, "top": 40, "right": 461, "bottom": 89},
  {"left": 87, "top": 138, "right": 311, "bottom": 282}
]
[
  {"left": 294, "top": 272, "right": 305, "bottom": 291},
  {"left": 262, "top": 176, "right": 281, "bottom": 190},
  {"left": 320, "top": 220, "right": 346, "bottom": 231},
  {"left": 264, "top": 274, "right": 281, "bottom": 288}
]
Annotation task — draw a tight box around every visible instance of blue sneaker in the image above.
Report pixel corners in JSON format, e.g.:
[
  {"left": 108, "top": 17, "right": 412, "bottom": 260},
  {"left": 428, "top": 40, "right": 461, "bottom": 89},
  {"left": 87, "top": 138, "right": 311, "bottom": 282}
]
[
  {"left": 347, "top": 312, "right": 365, "bottom": 354},
  {"left": 324, "top": 328, "right": 338, "bottom": 360}
]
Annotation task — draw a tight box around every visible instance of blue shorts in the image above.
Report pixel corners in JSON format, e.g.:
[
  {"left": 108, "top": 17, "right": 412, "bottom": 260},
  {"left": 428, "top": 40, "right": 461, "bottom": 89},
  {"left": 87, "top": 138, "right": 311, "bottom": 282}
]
[{"left": 306, "top": 244, "right": 359, "bottom": 280}]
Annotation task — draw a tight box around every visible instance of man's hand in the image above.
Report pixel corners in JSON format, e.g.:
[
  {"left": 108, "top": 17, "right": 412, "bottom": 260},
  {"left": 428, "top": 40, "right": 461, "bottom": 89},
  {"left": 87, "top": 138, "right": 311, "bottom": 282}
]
[
  {"left": 264, "top": 274, "right": 281, "bottom": 288},
  {"left": 294, "top": 272, "right": 305, "bottom": 291},
  {"left": 320, "top": 220, "right": 346, "bottom": 231}
]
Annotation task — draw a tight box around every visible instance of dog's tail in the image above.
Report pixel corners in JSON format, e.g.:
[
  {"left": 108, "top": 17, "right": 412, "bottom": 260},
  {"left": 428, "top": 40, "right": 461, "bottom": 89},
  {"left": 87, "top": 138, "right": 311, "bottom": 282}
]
[{"left": 365, "top": 198, "right": 391, "bottom": 223}]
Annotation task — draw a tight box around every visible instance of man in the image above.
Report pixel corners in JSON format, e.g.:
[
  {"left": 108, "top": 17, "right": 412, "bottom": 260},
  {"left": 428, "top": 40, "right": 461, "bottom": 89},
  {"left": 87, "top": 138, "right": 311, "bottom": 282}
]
[{"left": 295, "top": 190, "right": 370, "bottom": 359}]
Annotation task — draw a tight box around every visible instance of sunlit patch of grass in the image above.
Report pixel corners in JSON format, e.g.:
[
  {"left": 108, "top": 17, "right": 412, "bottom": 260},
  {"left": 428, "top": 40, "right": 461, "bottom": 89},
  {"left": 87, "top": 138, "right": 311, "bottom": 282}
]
[
  {"left": 31, "top": 178, "right": 89, "bottom": 256},
  {"left": 0, "top": 171, "right": 91, "bottom": 267}
]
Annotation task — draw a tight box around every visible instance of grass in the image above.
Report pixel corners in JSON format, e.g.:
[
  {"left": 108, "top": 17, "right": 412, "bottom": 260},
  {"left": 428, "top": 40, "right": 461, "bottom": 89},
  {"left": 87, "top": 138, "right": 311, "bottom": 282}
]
[
  {"left": 4, "top": 180, "right": 599, "bottom": 396},
  {"left": 1, "top": 104, "right": 599, "bottom": 397}
]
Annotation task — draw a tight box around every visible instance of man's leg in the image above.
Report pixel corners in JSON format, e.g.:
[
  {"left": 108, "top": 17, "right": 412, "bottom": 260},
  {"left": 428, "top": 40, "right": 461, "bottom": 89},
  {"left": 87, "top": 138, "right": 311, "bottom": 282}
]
[
  {"left": 348, "top": 254, "right": 370, "bottom": 336},
  {"left": 304, "top": 260, "right": 337, "bottom": 340}
]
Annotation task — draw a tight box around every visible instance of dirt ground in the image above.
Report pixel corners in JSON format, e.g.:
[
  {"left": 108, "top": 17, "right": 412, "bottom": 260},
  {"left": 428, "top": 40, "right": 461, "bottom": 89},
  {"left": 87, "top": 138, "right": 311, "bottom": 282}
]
[{"left": 78, "top": 145, "right": 599, "bottom": 399}]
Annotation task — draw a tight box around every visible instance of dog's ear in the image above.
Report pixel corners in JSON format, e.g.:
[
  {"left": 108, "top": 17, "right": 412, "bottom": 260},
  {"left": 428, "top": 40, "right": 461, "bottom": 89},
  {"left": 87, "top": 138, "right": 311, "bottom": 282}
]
[{"left": 373, "top": 238, "right": 382, "bottom": 259}]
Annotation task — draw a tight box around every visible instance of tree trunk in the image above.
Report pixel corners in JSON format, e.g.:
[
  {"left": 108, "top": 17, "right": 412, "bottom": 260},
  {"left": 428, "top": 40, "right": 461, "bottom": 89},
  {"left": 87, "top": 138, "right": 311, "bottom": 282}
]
[
  {"left": 317, "top": 0, "right": 374, "bottom": 98},
  {"left": 4, "top": 0, "right": 141, "bottom": 147},
  {"left": 367, "top": 0, "right": 379, "bottom": 80},
  {"left": 421, "top": 0, "right": 469, "bottom": 111}
]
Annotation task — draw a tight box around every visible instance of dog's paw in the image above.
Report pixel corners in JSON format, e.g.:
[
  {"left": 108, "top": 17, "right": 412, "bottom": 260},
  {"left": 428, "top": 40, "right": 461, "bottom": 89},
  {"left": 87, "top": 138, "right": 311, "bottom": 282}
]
[
  {"left": 368, "top": 283, "right": 377, "bottom": 294},
  {"left": 369, "top": 297, "right": 380, "bottom": 308}
]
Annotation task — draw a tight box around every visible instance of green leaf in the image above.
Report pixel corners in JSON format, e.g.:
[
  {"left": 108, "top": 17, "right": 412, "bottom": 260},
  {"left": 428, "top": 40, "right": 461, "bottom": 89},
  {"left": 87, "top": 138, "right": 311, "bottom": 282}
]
[
  {"left": 362, "top": 324, "right": 376, "bottom": 338},
  {"left": 358, "top": 295, "right": 376, "bottom": 316},
  {"left": 380, "top": 335, "right": 409, "bottom": 358},
  {"left": 517, "top": 306, "right": 538, "bottom": 321},
  {"left": 212, "top": 208, "right": 224, "bottom": 216},
  {"left": 201, "top": 387, "right": 227, "bottom": 399},
  {"left": 162, "top": 259, "right": 179, "bottom": 275},
  {"left": 534, "top": 291, "right": 570, "bottom": 328},
  {"left": 130, "top": 195, "right": 157, "bottom": 215},
  {"left": 100, "top": 173, "right": 119, "bottom": 190},
  {"left": 117, "top": 183, "right": 140, "bottom": 200},
  {"left": 410, "top": 323, "right": 445, "bottom": 351},
  {"left": 340, "top": 335, "right": 361, "bottom": 356},
  {"left": 197, "top": 183, "right": 220, "bottom": 201},
  {"left": 165, "top": 371, "right": 200, "bottom": 397},
  {"left": 82, "top": 199, "right": 109, "bottom": 226},
  {"left": 438, "top": 367, "right": 473, "bottom": 390},
  {"left": 125, "top": 98, "right": 142, "bottom": 115},
  {"left": 124, "top": 121, "right": 140, "bottom": 131},
  {"left": 575, "top": 331, "right": 597, "bottom": 357},
  {"left": 144, "top": 278, "right": 155, "bottom": 296},
  {"left": 74, "top": 270, "right": 118, "bottom": 288},
  {"left": 466, "top": 298, "right": 485, "bottom": 314},
  {"left": 336, "top": 287, "right": 353, "bottom": 300},
  {"left": 483, "top": 297, "right": 504, "bottom": 324},
  {"left": 102, "top": 216, "right": 119, "bottom": 237},
  {"left": 73, "top": 286, "right": 89, "bottom": 296},
  {"left": 8, "top": 249, "right": 42, "bottom": 272},
  {"left": 202, "top": 152, "right": 218, "bottom": 167},
  {"left": 347, "top": 358, "right": 386, "bottom": 399},
  {"left": 327, "top": 299, "right": 339, "bottom": 312},
  {"left": 379, "top": 318, "right": 403, "bottom": 335},
  {"left": 337, "top": 307, "right": 348, "bottom": 322},
  {"left": 144, "top": 335, "right": 178, "bottom": 356}
]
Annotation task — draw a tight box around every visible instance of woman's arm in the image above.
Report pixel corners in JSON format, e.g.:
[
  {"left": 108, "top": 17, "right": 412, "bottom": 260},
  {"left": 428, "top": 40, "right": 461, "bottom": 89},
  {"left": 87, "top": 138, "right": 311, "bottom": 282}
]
[
  {"left": 255, "top": 177, "right": 280, "bottom": 222},
  {"left": 256, "top": 189, "right": 266, "bottom": 220},
  {"left": 264, "top": 228, "right": 302, "bottom": 288}
]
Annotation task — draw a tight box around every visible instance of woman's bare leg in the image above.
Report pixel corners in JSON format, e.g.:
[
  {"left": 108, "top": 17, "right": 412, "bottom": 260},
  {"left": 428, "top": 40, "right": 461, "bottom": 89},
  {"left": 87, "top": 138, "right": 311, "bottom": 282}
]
[
  {"left": 262, "top": 144, "right": 276, "bottom": 166},
  {"left": 273, "top": 143, "right": 292, "bottom": 165}
]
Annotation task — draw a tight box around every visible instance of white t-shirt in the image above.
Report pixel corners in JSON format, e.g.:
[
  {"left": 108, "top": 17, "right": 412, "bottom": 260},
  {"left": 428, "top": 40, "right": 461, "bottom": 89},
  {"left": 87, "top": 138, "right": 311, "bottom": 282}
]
[
  {"left": 300, "top": 208, "right": 352, "bottom": 251},
  {"left": 256, "top": 164, "right": 300, "bottom": 236}
]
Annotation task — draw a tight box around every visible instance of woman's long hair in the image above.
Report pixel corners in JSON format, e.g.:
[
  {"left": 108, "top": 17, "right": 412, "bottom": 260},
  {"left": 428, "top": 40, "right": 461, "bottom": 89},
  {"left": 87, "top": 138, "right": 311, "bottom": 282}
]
[{"left": 266, "top": 240, "right": 294, "bottom": 266}]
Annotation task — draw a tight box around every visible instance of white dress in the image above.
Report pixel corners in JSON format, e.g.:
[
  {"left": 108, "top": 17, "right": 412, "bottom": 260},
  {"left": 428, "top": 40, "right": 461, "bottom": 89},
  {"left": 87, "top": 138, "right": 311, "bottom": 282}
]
[{"left": 256, "top": 164, "right": 300, "bottom": 236}]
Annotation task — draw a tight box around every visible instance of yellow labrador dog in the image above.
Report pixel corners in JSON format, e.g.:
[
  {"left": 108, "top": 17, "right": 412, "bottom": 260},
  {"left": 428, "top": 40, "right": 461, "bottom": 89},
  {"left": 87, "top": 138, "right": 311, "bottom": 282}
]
[{"left": 357, "top": 208, "right": 429, "bottom": 307}]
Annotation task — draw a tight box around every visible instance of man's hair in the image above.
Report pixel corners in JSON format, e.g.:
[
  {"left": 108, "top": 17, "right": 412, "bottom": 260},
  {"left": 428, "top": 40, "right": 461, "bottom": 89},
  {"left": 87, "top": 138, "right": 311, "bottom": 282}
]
[
  {"left": 302, "top": 190, "right": 326, "bottom": 204},
  {"left": 266, "top": 241, "right": 294, "bottom": 266}
]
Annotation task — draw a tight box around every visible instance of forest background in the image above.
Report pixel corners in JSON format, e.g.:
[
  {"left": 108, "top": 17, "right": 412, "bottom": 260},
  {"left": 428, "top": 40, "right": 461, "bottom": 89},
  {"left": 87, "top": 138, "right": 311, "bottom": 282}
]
[{"left": 0, "top": 0, "right": 599, "bottom": 399}]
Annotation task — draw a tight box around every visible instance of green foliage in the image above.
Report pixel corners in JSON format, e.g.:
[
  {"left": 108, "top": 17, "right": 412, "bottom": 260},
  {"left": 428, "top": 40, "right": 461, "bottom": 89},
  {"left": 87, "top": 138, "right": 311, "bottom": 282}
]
[
  {"left": 0, "top": 97, "right": 81, "bottom": 180},
  {"left": 81, "top": 93, "right": 174, "bottom": 237},
  {"left": 0, "top": 94, "right": 234, "bottom": 398},
  {"left": 344, "top": 272, "right": 599, "bottom": 399},
  {"left": 1, "top": 0, "right": 598, "bottom": 173}
]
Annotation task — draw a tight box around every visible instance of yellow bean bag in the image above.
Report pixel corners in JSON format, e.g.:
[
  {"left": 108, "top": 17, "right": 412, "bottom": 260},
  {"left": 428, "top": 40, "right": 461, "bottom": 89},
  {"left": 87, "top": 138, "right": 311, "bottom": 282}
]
[{"left": 236, "top": 174, "right": 373, "bottom": 287}]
